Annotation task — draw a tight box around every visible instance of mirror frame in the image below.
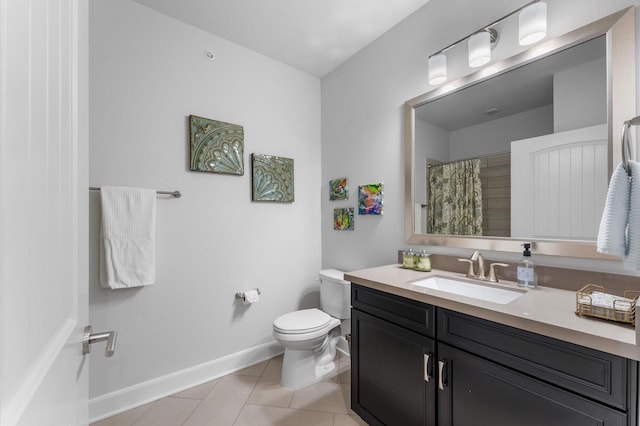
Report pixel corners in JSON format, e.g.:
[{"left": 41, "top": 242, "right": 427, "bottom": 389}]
[{"left": 405, "top": 8, "right": 636, "bottom": 259}]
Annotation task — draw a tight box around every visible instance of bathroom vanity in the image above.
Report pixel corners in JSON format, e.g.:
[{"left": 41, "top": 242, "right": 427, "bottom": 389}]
[
  {"left": 357, "top": 6, "right": 640, "bottom": 425},
  {"left": 346, "top": 265, "right": 640, "bottom": 426}
]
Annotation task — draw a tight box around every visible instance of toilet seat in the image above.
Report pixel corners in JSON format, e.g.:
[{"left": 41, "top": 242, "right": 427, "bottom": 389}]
[
  {"left": 273, "top": 309, "right": 331, "bottom": 334},
  {"left": 273, "top": 309, "right": 340, "bottom": 342}
]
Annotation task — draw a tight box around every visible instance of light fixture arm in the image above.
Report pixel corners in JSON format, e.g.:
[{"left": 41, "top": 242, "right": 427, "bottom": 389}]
[{"left": 485, "top": 27, "right": 499, "bottom": 47}]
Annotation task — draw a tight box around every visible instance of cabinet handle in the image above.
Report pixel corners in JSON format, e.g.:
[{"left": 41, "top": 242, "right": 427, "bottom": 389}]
[
  {"left": 438, "top": 360, "right": 447, "bottom": 390},
  {"left": 424, "top": 353, "right": 432, "bottom": 382}
]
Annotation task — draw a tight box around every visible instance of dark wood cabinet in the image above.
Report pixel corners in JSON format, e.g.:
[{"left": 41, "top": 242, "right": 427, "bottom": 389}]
[
  {"left": 352, "top": 309, "right": 436, "bottom": 426},
  {"left": 438, "top": 342, "right": 628, "bottom": 426},
  {"left": 437, "top": 308, "right": 637, "bottom": 412},
  {"left": 350, "top": 284, "right": 638, "bottom": 426}
]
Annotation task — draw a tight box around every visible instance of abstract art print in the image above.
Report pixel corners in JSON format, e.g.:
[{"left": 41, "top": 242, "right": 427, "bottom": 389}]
[
  {"left": 333, "top": 208, "right": 354, "bottom": 230},
  {"left": 329, "top": 178, "right": 348, "bottom": 201},
  {"left": 358, "top": 183, "right": 383, "bottom": 215},
  {"left": 189, "top": 115, "right": 244, "bottom": 175},
  {"left": 251, "top": 153, "right": 294, "bottom": 202}
]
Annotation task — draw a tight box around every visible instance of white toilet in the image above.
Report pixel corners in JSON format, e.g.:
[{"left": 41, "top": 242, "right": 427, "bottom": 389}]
[{"left": 272, "top": 269, "right": 351, "bottom": 389}]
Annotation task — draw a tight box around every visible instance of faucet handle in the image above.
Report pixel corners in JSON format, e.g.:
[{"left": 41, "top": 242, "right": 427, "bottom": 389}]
[
  {"left": 458, "top": 258, "right": 475, "bottom": 278},
  {"left": 488, "top": 263, "right": 509, "bottom": 283}
]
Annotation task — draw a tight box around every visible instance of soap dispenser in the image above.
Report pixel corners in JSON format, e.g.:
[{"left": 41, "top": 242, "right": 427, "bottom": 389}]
[{"left": 517, "top": 243, "right": 537, "bottom": 288}]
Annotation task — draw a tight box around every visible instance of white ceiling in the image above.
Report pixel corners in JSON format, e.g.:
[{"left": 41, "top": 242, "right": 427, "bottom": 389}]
[{"left": 132, "top": 0, "right": 431, "bottom": 78}]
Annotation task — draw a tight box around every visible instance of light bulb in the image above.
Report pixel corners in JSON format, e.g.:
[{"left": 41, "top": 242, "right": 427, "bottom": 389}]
[
  {"left": 428, "top": 54, "right": 447, "bottom": 85},
  {"left": 519, "top": 2, "right": 547, "bottom": 46},
  {"left": 468, "top": 31, "right": 491, "bottom": 68}
]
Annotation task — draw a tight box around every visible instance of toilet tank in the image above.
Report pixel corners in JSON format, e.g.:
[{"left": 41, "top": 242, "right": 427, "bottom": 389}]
[{"left": 319, "top": 269, "right": 351, "bottom": 319}]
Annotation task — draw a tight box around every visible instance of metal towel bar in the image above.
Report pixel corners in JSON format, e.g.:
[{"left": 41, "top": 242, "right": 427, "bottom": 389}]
[
  {"left": 89, "top": 186, "right": 182, "bottom": 198},
  {"left": 621, "top": 115, "right": 640, "bottom": 176}
]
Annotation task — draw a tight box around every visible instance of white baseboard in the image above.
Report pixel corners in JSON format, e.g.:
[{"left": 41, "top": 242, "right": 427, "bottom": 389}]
[{"left": 89, "top": 340, "right": 283, "bottom": 423}]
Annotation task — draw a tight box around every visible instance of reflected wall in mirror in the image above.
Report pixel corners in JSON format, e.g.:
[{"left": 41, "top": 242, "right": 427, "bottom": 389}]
[{"left": 405, "top": 8, "right": 636, "bottom": 258}]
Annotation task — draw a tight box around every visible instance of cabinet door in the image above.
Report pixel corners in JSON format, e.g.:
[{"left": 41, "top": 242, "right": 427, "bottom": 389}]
[
  {"left": 352, "top": 309, "right": 436, "bottom": 426},
  {"left": 438, "top": 308, "right": 636, "bottom": 411},
  {"left": 437, "top": 343, "right": 627, "bottom": 426}
]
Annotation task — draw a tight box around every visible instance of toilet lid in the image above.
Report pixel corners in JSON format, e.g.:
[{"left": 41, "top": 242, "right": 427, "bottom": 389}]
[{"left": 273, "top": 308, "right": 332, "bottom": 334}]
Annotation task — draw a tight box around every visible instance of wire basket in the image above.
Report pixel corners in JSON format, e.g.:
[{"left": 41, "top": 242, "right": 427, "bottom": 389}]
[{"left": 575, "top": 284, "right": 640, "bottom": 325}]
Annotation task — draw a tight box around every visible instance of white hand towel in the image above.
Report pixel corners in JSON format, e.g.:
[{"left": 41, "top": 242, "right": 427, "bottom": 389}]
[
  {"left": 100, "top": 186, "right": 156, "bottom": 288},
  {"left": 624, "top": 161, "right": 640, "bottom": 271},
  {"left": 597, "top": 163, "right": 630, "bottom": 256}
]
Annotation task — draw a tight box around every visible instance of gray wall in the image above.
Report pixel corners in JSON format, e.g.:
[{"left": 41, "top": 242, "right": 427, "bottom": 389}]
[
  {"left": 554, "top": 57, "right": 607, "bottom": 132},
  {"left": 89, "top": 0, "right": 321, "bottom": 419},
  {"left": 449, "top": 105, "right": 554, "bottom": 160},
  {"left": 414, "top": 120, "right": 449, "bottom": 205},
  {"left": 321, "top": 0, "right": 640, "bottom": 272}
]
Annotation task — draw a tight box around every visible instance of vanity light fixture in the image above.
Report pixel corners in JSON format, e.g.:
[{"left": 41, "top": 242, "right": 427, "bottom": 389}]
[
  {"left": 427, "top": 0, "right": 546, "bottom": 85},
  {"left": 428, "top": 54, "right": 447, "bottom": 85},
  {"left": 468, "top": 28, "right": 498, "bottom": 68},
  {"left": 519, "top": 1, "right": 547, "bottom": 45}
]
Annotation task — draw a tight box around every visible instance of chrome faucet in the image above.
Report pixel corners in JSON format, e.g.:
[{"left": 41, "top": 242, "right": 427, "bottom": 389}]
[
  {"left": 458, "top": 250, "right": 485, "bottom": 279},
  {"left": 470, "top": 250, "right": 486, "bottom": 280},
  {"left": 458, "top": 250, "right": 509, "bottom": 283}
]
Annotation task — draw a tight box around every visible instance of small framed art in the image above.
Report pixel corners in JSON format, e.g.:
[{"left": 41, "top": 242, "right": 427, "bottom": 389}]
[
  {"left": 333, "top": 208, "right": 354, "bottom": 230},
  {"left": 358, "top": 183, "right": 383, "bottom": 215},
  {"left": 329, "top": 178, "right": 348, "bottom": 201}
]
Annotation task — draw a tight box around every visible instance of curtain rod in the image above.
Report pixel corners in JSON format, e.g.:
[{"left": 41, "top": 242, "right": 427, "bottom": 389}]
[
  {"left": 427, "top": 151, "right": 509, "bottom": 169},
  {"left": 89, "top": 187, "right": 182, "bottom": 198}
]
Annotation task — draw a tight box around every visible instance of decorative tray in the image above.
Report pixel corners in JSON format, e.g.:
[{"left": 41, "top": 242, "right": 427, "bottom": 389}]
[{"left": 575, "top": 284, "right": 640, "bottom": 326}]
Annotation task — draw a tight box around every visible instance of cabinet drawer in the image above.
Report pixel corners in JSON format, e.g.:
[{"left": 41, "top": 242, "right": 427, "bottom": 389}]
[
  {"left": 438, "top": 308, "right": 637, "bottom": 411},
  {"left": 352, "top": 284, "right": 435, "bottom": 337}
]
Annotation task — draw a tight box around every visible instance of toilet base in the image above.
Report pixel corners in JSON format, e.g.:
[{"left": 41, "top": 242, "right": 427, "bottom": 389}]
[{"left": 280, "top": 335, "right": 344, "bottom": 389}]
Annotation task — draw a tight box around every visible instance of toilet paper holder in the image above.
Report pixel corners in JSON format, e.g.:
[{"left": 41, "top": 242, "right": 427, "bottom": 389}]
[{"left": 235, "top": 288, "right": 261, "bottom": 302}]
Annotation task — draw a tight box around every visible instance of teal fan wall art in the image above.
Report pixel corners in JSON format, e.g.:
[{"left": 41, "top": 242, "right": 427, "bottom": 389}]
[
  {"left": 251, "top": 153, "right": 294, "bottom": 202},
  {"left": 189, "top": 115, "right": 244, "bottom": 175}
]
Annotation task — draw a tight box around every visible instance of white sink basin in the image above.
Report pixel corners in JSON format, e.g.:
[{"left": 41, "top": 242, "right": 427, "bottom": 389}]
[{"left": 410, "top": 276, "right": 525, "bottom": 305}]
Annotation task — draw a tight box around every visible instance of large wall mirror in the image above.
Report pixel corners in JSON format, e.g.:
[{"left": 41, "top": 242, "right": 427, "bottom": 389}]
[{"left": 405, "top": 8, "right": 636, "bottom": 258}]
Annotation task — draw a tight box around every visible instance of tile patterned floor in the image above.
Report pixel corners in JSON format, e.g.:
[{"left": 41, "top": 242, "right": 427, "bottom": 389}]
[{"left": 91, "top": 354, "right": 367, "bottom": 426}]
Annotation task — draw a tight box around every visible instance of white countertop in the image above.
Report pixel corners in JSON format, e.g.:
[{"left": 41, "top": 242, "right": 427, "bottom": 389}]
[{"left": 345, "top": 264, "right": 640, "bottom": 361}]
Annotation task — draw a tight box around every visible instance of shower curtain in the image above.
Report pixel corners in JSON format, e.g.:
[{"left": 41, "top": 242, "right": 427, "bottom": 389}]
[{"left": 427, "top": 159, "right": 483, "bottom": 235}]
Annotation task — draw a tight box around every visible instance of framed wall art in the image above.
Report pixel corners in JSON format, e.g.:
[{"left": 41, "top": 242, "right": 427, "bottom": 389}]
[
  {"left": 358, "top": 183, "right": 383, "bottom": 215},
  {"left": 189, "top": 115, "right": 244, "bottom": 175},
  {"left": 333, "top": 208, "right": 354, "bottom": 230},
  {"left": 329, "top": 178, "right": 349, "bottom": 201},
  {"left": 251, "top": 153, "right": 294, "bottom": 202}
]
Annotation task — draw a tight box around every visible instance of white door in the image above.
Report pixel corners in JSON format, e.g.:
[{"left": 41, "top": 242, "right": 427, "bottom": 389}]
[
  {"left": 511, "top": 124, "right": 608, "bottom": 240},
  {"left": 0, "top": 0, "right": 89, "bottom": 425}
]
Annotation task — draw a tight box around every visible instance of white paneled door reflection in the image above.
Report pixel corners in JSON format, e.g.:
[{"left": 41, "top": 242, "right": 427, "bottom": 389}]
[{"left": 511, "top": 124, "right": 608, "bottom": 240}]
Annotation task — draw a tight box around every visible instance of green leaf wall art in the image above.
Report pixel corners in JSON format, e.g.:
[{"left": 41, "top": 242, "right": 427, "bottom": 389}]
[{"left": 189, "top": 115, "right": 244, "bottom": 175}]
